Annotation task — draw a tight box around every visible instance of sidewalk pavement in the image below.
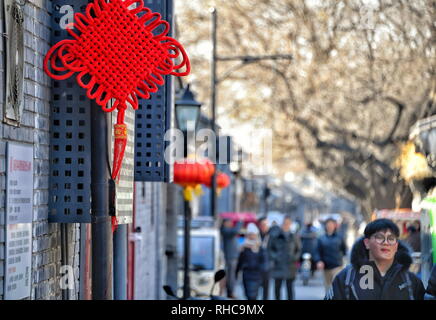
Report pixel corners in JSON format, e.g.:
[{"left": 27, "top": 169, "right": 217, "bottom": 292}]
[{"left": 234, "top": 270, "right": 326, "bottom": 300}]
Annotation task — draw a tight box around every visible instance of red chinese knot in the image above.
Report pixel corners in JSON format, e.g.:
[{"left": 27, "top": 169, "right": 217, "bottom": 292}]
[{"left": 44, "top": 0, "right": 190, "bottom": 181}]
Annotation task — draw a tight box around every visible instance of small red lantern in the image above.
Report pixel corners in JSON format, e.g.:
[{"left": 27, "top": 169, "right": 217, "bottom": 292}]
[
  {"left": 217, "top": 172, "right": 231, "bottom": 189},
  {"left": 204, "top": 171, "right": 231, "bottom": 195}
]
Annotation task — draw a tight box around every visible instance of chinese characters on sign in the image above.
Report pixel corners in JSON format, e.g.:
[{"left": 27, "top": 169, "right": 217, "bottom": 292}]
[{"left": 5, "top": 143, "right": 33, "bottom": 300}]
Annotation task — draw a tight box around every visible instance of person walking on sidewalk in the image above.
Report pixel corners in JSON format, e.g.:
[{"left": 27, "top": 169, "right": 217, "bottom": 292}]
[
  {"left": 300, "top": 222, "right": 318, "bottom": 276},
  {"left": 220, "top": 218, "right": 243, "bottom": 298},
  {"left": 268, "top": 215, "right": 301, "bottom": 300},
  {"left": 258, "top": 217, "right": 271, "bottom": 300},
  {"left": 235, "top": 223, "right": 267, "bottom": 300},
  {"left": 314, "top": 218, "right": 347, "bottom": 293},
  {"left": 325, "top": 219, "right": 425, "bottom": 300}
]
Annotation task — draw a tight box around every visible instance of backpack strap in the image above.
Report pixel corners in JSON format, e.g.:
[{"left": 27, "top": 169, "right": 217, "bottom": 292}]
[
  {"left": 350, "top": 279, "right": 359, "bottom": 300},
  {"left": 401, "top": 271, "right": 414, "bottom": 300},
  {"left": 344, "top": 265, "right": 357, "bottom": 300}
]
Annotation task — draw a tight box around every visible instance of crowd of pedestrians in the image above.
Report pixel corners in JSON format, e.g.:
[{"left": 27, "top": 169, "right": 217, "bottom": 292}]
[{"left": 220, "top": 216, "right": 436, "bottom": 300}]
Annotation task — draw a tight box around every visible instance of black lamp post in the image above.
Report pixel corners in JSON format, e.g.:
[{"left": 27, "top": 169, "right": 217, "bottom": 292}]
[{"left": 175, "top": 85, "right": 202, "bottom": 299}]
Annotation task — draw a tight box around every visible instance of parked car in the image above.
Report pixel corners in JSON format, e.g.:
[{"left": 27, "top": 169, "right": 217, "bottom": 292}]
[{"left": 177, "top": 218, "right": 224, "bottom": 298}]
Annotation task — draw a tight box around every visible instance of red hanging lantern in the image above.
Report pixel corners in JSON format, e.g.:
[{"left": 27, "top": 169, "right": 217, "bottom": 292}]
[
  {"left": 217, "top": 172, "right": 231, "bottom": 189},
  {"left": 174, "top": 159, "right": 215, "bottom": 186},
  {"left": 215, "top": 172, "right": 231, "bottom": 196},
  {"left": 174, "top": 160, "right": 200, "bottom": 201},
  {"left": 44, "top": 0, "right": 190, "bottom": 181},
  {"left": 174, "top": 159, "right": 216, "bottom": 201},
  {"left": 203, "top": 171, "right": 231, "bottom": 190},
  {"left": 174, "top": 160, "right": 198, "bottom": 187},
  {"left": 198, "top": 159, "right": 215, "bottom": 185}
]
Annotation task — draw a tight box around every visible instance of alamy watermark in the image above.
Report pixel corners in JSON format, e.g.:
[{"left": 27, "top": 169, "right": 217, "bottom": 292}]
[
  {"left": 359, "top": 265, "right": 374, "bottom": 290},
  {"left": 164, "top": 127, "right": 273, "bottom": 175},
  {"left": 59, "top": 265, "right": 75, "bottom": 291},
  {"left": 57, "top": 5, "right": 74, "bottom": 30}
]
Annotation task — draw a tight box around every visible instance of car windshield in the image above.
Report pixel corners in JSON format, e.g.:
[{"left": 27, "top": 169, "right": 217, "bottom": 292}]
[{"left": 177, "top": 236, "right": 215, "bottom": 271}]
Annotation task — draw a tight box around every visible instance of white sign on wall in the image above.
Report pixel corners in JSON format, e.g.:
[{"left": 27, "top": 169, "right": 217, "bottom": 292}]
[
  {"left": 5, "top": 142, "right": 33, "bottom": 300},
  {"left": 110, "top": 106, "right": 134, "bottom": 225}
]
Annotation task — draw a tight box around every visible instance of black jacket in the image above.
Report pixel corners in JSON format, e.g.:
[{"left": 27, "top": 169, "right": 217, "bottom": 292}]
[
  {"left": 313, "top": 232, "right": 347, "bottom": 270},
  {"left": 300, "top": 226, "right": 318, "bottom": 256},
  {"left": 326, "top": 237, "right": 425, "bottom": 300},
  {"left": 221, "top": 221, "right": 243, "bottom": 261},
  {"left": 268, "top": 226, "right": 301, "bottom": 280},
  {"left": 259, "top": 231, "right": 271, "bottom": 272},
  {"left": 236, "top": 246, "right": 267, "bottom": 281},
  {"left": 426, "top": 265, "right": 436, "bottom": 297}
]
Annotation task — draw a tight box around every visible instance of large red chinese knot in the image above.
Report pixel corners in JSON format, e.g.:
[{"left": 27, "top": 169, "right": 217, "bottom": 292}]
[{"left": 44, "top": 0, "right": 190, "bottom": 181}]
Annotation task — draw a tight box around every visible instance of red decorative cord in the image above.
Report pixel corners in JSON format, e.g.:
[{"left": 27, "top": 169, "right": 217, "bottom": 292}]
[{"left": 44, "top": 0, "right": 190, "bottom": 180}]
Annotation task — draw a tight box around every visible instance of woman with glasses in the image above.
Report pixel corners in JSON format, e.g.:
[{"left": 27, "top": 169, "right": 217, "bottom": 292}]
[{"left": 325, "top": 219, "right": 425, "bottom": 300}]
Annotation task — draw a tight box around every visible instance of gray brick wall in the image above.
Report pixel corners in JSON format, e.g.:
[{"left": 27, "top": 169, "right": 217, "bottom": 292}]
[
  {"left": 134, "top": 182, "right": 167, "bottom": 300},
  {"left": 165, "top": 183, "right": 182, "bottom": 294},
  {"left": 65, "top": 223, "right": 81, "bottom": 300},
  {"left": 0, "top": 0, "right": 80, "bottom": 300}
]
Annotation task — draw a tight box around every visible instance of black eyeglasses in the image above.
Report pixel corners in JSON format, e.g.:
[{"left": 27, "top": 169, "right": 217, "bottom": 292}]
[{"left": 372, "top": 233, "right": 398, "bottom": 245}]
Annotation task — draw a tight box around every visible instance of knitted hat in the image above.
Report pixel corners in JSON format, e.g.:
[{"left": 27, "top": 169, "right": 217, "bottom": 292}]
[{"left": 247, "top": 223, "right": 259, "bottom": 236}]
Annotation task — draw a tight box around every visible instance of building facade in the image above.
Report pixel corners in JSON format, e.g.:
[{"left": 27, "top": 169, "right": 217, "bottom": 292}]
[
  {"left": 0, "top": 0, "right": 65, "bottom": 300},
  {"left": 0, "top": 0, "right": 174, "bottom": 300}
]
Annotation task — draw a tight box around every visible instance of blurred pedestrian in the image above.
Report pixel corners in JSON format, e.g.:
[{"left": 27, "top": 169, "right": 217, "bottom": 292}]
[
  {"left": 400, "top": 222, "right": 408, "bottom": 240},
  {"left": 258, "top": 217, "right": 271, "bottom": 300},
  {"left": 405, "top": 225, "right": 421, "bottom": 253},
  {"left": 338, "top": 216, "right": 350, "bottom": 238},
  {"left": 268, "top": 215, "right": 301, "bottom": 300},
  {"left": 314, "top": 218, "right": 347, "bottom": 293},
  {"left": 235, "top": 223, "right": 266, "bottom": 300},
  {"left": 220, "top": 218, "right": 243, "bottom": 298},
  {"left": 325, "top": 219, "right": 425, "bottom": 300},
  {"left": 300, "top": 222, "right": 318, "bottom": 276}
]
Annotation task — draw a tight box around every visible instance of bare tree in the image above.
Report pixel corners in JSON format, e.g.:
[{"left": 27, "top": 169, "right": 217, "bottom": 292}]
[{"left": 176, "top": 0, "right": 436, "bottom": 219}]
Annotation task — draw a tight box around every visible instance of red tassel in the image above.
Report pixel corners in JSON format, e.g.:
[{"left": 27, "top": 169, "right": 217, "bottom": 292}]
[{"left": 112, "top": 123, "right": 128, "bottom": 181}]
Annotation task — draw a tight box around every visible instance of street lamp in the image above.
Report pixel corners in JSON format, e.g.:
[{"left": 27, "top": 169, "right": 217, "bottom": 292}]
[
  {"left": 176, "top": 84, "right": 202, "bottom": 136},
  {"left": 209, "top": 8, "right": 293, "bottom": 218},
  {"left": 175, "top": 84, "right": 202, "bottom": 299}
]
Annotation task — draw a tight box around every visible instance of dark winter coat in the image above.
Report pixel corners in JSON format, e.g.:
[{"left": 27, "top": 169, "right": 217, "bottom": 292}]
[
  {"left": 236, "top": 246, "right": 267, "bottom": 281},
  {"left": 326, "top": 237, "right": 425, "bottom": 300},
  {"left": 426, "top": 265, "right": 436, "bottom": 297},
  {"left": 221, "top": 221, "right": 243, "bottom": 261},
  {"left": 268, "top": 226, "right": 301, "bottom": 280},
  {"left": 313, "top": 232, "right": 347, "bottom": 270},
  {"left": 259, "top": 230, "right": 272, "bottom": 273},
  {"left": 236, "top": 244, "right": 266, "bottom": 300},
  {"left": 300, "top": 226, "right": 318, "bottom": 256}
]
